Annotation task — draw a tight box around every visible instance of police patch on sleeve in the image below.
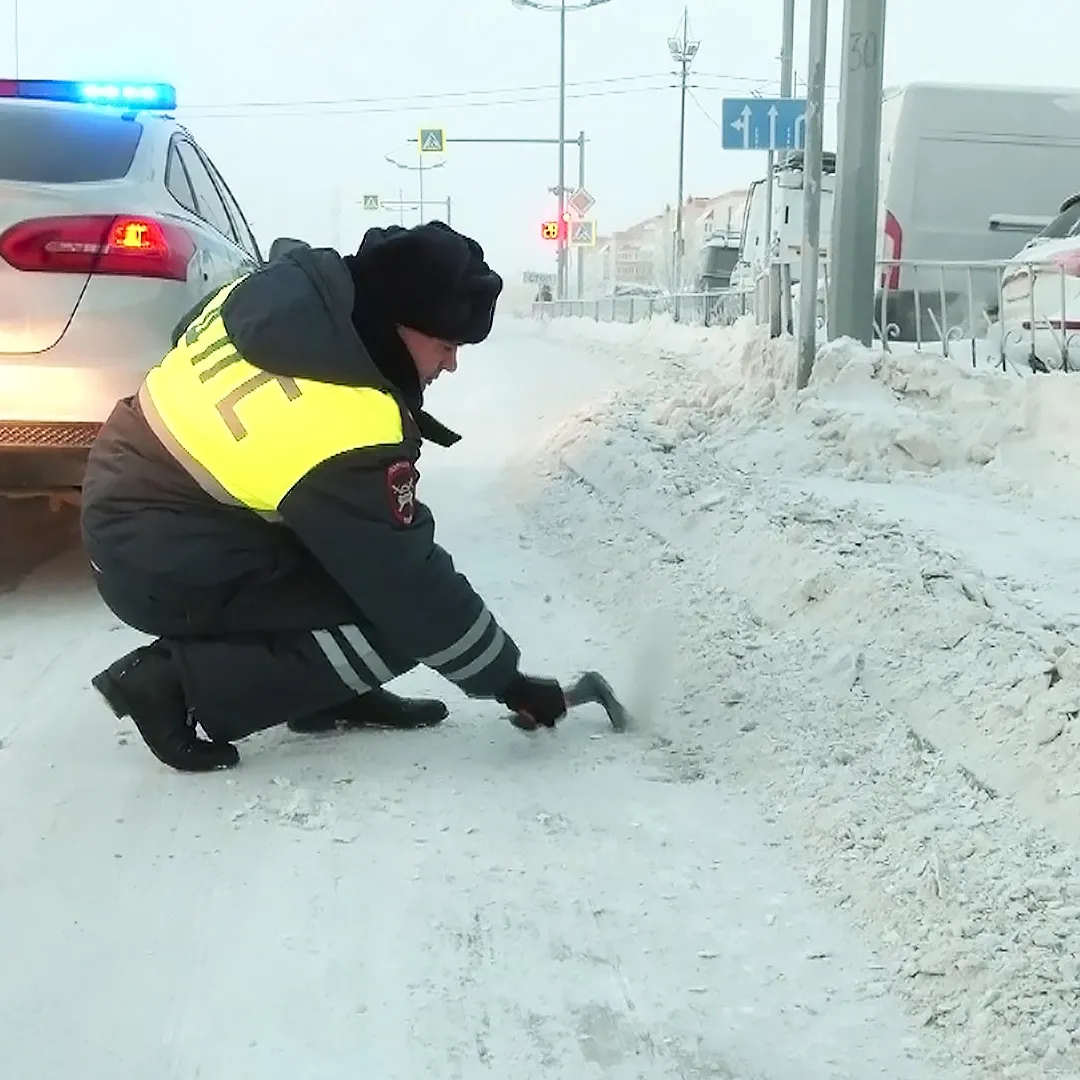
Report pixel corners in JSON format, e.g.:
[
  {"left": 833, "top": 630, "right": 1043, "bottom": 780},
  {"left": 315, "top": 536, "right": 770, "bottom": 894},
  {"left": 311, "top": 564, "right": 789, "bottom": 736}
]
[{"left": 385, "top": 459, "right": 418, "bottom": 526}]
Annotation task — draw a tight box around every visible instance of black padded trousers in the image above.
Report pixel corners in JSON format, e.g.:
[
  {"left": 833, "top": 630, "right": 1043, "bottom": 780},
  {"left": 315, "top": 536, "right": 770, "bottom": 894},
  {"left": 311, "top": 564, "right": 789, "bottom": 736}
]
[{"left": 90, "top": 556, "right": 416, "bottom": 743}]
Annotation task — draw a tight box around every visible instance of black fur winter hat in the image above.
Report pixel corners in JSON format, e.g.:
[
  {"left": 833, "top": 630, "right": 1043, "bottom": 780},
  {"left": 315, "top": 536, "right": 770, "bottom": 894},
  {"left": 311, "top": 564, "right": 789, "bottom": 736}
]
[{"left": 344, "top": 221, "right": 503, "bottom": 345}]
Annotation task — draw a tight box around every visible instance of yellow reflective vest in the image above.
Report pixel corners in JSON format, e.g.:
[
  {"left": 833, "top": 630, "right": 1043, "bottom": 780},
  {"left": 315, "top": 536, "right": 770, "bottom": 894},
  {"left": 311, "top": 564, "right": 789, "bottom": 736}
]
[{"left": 139, "top": 277, "right": 407, "bottom": 516}]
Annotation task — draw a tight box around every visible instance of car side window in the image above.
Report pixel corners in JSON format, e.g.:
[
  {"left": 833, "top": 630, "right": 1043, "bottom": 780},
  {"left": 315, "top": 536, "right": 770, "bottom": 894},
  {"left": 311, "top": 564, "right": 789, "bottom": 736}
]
[
  {"left": 165, "top": 143, "right": 198, "bottom": 214},
  {"left": 174, "top": 140, "right": 238, "bottom": 244},
  {"left": 196, "top": 145, "right": 262, "bottom": 262}
]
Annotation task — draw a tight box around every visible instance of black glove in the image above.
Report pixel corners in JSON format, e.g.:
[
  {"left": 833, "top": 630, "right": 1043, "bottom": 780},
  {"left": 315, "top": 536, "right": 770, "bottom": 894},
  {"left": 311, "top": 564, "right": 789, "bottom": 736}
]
[{"left": 497, "top": 672, "right": 567, "bottom": 730}]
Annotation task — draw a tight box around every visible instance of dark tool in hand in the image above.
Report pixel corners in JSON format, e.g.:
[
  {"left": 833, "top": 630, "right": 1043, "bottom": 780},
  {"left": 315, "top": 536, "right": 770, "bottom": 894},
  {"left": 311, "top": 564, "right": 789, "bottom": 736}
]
[{"left": 509, "top": 670, "right": 631, "bottom": 732}]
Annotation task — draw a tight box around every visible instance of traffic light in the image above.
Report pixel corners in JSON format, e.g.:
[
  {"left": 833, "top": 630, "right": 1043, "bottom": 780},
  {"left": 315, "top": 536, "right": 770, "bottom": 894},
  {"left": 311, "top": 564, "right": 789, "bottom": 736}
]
[{"left": 541, "top": 219, "right": 561, "bottom": 240}]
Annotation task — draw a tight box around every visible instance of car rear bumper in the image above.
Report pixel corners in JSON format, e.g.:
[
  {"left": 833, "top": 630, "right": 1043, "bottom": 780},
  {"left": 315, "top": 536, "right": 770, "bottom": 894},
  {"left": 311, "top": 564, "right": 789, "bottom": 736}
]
[
  {"left": 0, "top": 441, "right": 94, "bottom": 492},
  {"left": 0, "top": 356, "right": 144, "bottom": 424},
  {"left": 0, "top": 358, "right": 145, "bottom": 492}
]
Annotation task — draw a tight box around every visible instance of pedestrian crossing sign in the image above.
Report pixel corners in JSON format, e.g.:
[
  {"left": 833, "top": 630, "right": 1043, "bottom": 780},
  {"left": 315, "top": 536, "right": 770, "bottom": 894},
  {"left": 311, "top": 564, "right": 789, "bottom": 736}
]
[
  {"left": 362, "top": 194, "right": 380, "bottom": 210},
  {"left": 569, "top": 219, "right": 596, "bottom": 247},
  {"left": 419, "top": 127, "right": 445, "bottom": 153}
]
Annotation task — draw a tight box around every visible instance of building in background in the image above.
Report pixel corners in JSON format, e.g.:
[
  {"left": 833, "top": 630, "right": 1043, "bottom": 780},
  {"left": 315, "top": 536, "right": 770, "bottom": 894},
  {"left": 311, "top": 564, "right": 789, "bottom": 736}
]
[
  {"left": 544, "top": 188, "right": 750, "bottom": 299},
  {"left": 582, "top": 189, "right": 748, "bottom": 295}
]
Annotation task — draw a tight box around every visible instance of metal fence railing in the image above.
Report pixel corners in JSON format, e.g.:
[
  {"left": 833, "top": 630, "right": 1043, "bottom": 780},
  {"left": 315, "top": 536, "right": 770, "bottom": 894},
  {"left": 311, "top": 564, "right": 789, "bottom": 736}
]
[
  {"left": 532, "top": 257, "right": 1080, "bottom": 374},
  {"left": 531, "top": 291, "right": 750, "bottom": 328}
]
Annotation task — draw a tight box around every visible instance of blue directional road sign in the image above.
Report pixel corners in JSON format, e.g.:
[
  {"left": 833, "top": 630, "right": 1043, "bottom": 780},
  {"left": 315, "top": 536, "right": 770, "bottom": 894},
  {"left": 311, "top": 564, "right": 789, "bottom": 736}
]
[{"left": 721, "top": 97, "right": 808, "bottom": 152}]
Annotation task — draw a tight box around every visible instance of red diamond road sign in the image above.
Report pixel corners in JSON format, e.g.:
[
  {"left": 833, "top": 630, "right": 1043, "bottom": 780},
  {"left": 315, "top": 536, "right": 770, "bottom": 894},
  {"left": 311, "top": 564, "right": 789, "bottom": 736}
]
[{"left": 567, "top": 188, "right": 595, "bottom": 217}]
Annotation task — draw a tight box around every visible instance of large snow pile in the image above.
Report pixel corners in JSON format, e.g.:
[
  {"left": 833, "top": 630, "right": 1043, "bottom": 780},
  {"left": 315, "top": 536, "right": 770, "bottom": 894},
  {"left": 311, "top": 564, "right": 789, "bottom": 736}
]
[
  {"left": 510, "top": 315, "right": 1080, "bottom": 1080},
  {"left": 527, "top": 314, "right": 1080, "bottom": 498}
]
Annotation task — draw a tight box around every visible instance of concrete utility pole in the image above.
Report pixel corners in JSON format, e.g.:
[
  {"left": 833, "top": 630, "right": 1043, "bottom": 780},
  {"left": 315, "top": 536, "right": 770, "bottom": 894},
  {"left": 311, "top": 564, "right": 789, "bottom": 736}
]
[
  {"left": 669, "top": 8, "right": 699, "bottom": 294},
  {"left": 828, "top": 0, "right": 887, "bottom": 344},
  {"left": 512, "top": 0, "right": 612, "bottom": 301},
  {"left": 796, "top": 0, "right": 828, "bottom": 390},
  {"left": 765, "top": 0, "right": 797, "bottom": 336}
]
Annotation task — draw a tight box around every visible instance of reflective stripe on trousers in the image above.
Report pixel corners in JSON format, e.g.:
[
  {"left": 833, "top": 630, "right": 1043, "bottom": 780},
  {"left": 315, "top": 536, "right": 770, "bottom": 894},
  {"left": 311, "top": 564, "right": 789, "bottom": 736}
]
[{"left": 311, "top": 624, "right": 404, "bottom": 693}]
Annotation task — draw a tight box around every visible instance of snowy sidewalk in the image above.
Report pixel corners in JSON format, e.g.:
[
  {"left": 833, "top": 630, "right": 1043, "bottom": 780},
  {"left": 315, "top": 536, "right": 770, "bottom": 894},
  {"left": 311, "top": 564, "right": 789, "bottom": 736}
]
[
  {"left": 509, "top": 314, "right": 1080, "bottom": 1080},
  {"left": 0, "top": 330, "right": 958, "bottom": 1080}
]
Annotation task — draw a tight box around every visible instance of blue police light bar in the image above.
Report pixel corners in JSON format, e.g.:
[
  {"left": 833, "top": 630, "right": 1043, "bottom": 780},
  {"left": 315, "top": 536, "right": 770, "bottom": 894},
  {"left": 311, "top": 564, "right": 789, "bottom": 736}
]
[{"left": 0, "top": 79, "right": 176, "bottom": 111}]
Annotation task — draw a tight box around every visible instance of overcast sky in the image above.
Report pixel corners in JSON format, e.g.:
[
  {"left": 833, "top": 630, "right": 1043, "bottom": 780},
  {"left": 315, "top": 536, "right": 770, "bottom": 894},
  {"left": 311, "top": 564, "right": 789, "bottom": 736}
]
[{"left": 8, "top": 0, "right": 1078, "bottom": 275}]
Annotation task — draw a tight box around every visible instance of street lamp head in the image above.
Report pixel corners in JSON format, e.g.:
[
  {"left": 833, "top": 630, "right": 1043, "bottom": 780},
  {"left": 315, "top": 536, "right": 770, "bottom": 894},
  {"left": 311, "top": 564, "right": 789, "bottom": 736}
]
[{"left": 669, "top": 36, "right": 700, "bottom": 61}]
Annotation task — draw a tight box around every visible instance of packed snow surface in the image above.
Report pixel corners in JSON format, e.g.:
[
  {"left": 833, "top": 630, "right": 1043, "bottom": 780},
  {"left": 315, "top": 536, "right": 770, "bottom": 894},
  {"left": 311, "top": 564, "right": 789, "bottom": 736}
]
[
  {"left": 3, "top": 310, "right": 1080, "bottom": 1078},
  {"left": 0, "top": 329, "right": 968, "bottom": 1080},
  {"left": 506, "top": 313, "right": 1080, "bottom": 1080}
]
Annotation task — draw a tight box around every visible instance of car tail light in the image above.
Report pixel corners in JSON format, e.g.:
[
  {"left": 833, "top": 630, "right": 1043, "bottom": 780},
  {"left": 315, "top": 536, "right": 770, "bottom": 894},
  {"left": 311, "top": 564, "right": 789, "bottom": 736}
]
[
  {"left": 0, "top": 214, "right": 195, "bottom": 280},
  {"left": 880, "top": 210, "right": 901, "bottom": 291},
  {"left": 1048, "top": 250, "right": 1080, "bottom": 277}
]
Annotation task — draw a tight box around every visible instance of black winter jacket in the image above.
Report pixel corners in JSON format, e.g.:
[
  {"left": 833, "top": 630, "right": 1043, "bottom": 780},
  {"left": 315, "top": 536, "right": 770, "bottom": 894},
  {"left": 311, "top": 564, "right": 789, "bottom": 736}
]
[{"left": 80, "top": 246, "right": 520, "bottom": 699}]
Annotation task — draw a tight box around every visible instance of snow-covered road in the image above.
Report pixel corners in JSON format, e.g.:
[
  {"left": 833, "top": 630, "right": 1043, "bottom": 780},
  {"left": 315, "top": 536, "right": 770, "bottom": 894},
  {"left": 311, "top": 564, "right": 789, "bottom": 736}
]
[{"left": 0, "top": 323, "right": 993, "bottom": 1080}]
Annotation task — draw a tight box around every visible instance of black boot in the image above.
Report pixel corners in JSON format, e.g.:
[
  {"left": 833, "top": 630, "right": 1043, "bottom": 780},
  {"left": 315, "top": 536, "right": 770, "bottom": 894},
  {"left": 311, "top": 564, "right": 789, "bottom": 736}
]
[
  {"left": 287, "top": 687, "right": 448, "bottom": 733},
  {"left": 91, "top": 644, "right": 240, "bottom": 772}
]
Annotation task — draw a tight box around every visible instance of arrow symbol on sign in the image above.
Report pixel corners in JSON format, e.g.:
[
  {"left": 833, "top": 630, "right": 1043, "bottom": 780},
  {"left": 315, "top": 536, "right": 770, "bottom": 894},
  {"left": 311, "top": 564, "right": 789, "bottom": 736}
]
[
  {"left": 767, "top": 105, "right": 778, "bottom": 150},
  {"left": 793, "top": 114, "right": 806, "bottom": 150},
  {"left": 737, "top": 104, "right": 752, "bottom": 148}
]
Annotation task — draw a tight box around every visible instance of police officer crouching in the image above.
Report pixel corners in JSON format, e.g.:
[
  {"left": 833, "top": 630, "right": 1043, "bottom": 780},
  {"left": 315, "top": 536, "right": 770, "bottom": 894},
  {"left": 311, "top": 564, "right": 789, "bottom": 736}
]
[{"left": 80, "top": 221, "right": 568, "bottom": 772}]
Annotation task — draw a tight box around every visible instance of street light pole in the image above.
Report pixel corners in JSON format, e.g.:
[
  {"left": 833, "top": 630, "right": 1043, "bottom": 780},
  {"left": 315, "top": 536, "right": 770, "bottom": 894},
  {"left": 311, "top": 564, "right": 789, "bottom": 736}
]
[
  {"left": 557, "top": 0, "right": 567, "bottom": 300},
  {"left": 765, "top": 0, "right": 797, "bottom": 336},
  {"left": 669, "top": 8, "right": 699, "bottom": 294},
  {"left": 384, "top": 153, "right": 446, "bottom": 225},
  {"left": 796, "top": 0, "right": 829, "bottom": 389},
  {"left": 512, "top": 0, "right": 612, "bottom": 301},
  {"left": 576, "top": 130, "right": 586, "bottom": 299}
]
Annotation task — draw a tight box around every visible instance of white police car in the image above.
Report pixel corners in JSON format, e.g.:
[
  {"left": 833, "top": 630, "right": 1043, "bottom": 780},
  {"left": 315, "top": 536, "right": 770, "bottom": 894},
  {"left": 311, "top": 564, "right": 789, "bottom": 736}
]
[{"left": 0, "top": 79, "right": 263, "bottom": 499}]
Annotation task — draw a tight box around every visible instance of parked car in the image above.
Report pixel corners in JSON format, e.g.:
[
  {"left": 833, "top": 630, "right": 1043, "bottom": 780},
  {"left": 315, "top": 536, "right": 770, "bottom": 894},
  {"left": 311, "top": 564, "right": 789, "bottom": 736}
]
[
  {"left": 995, "top": 193, "right": 1080, "bottom": 372},
  {"left": 0, "top": 78, "right": 263, "bottom": 499},
  {"left": 875, "top": 82, "right": 1080, "bottom": 340}
]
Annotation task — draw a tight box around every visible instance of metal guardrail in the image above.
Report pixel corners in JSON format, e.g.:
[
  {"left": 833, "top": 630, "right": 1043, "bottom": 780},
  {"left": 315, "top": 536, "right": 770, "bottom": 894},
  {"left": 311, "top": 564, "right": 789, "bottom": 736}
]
[
  {"left": 533, "top": 257, "right": 1080, "bottom": 374},
  {"left": 531, "top": 291, "right": 750, "bottom": 327}
]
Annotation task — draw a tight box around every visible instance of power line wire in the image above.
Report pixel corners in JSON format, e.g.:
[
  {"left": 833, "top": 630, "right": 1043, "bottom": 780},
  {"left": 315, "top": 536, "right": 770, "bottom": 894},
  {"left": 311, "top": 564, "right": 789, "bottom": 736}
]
[
  {"left": 179, "top": 82, "right": 679, "bottom": 120},
  {"left": 179, "top": 80, "right": 840, "bottom": 122},
  {"left": 177, "top": 69, "right": 841, "bottom": 117},
  {"left": 687, "top": 89, "right": 723, "bottom": 133},
  {"left": 182, "top": 72, "right": 675, "bottom": 113}
]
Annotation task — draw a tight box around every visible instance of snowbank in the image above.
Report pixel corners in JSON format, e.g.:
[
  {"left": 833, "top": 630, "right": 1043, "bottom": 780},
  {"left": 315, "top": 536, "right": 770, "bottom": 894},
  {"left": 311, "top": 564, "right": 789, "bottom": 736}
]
[
  {"left": 526, "top": 314, "right": 1080, "bottom": 496},
  {"left": 510, "top": 316, "right": 1080, "bottom": 1080},
  {"left": 524, "top": 316, "right": 1080, "bottom": 820}
]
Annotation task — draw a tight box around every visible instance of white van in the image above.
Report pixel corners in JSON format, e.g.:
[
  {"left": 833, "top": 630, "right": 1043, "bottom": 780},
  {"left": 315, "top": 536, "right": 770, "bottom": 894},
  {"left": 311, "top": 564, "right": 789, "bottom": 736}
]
[
  {"left": 877, "top": 82, "right": 1080, "bottom": 339},
  {"left": 732, "top": 151, "right": 836, "bottom": 293}
]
